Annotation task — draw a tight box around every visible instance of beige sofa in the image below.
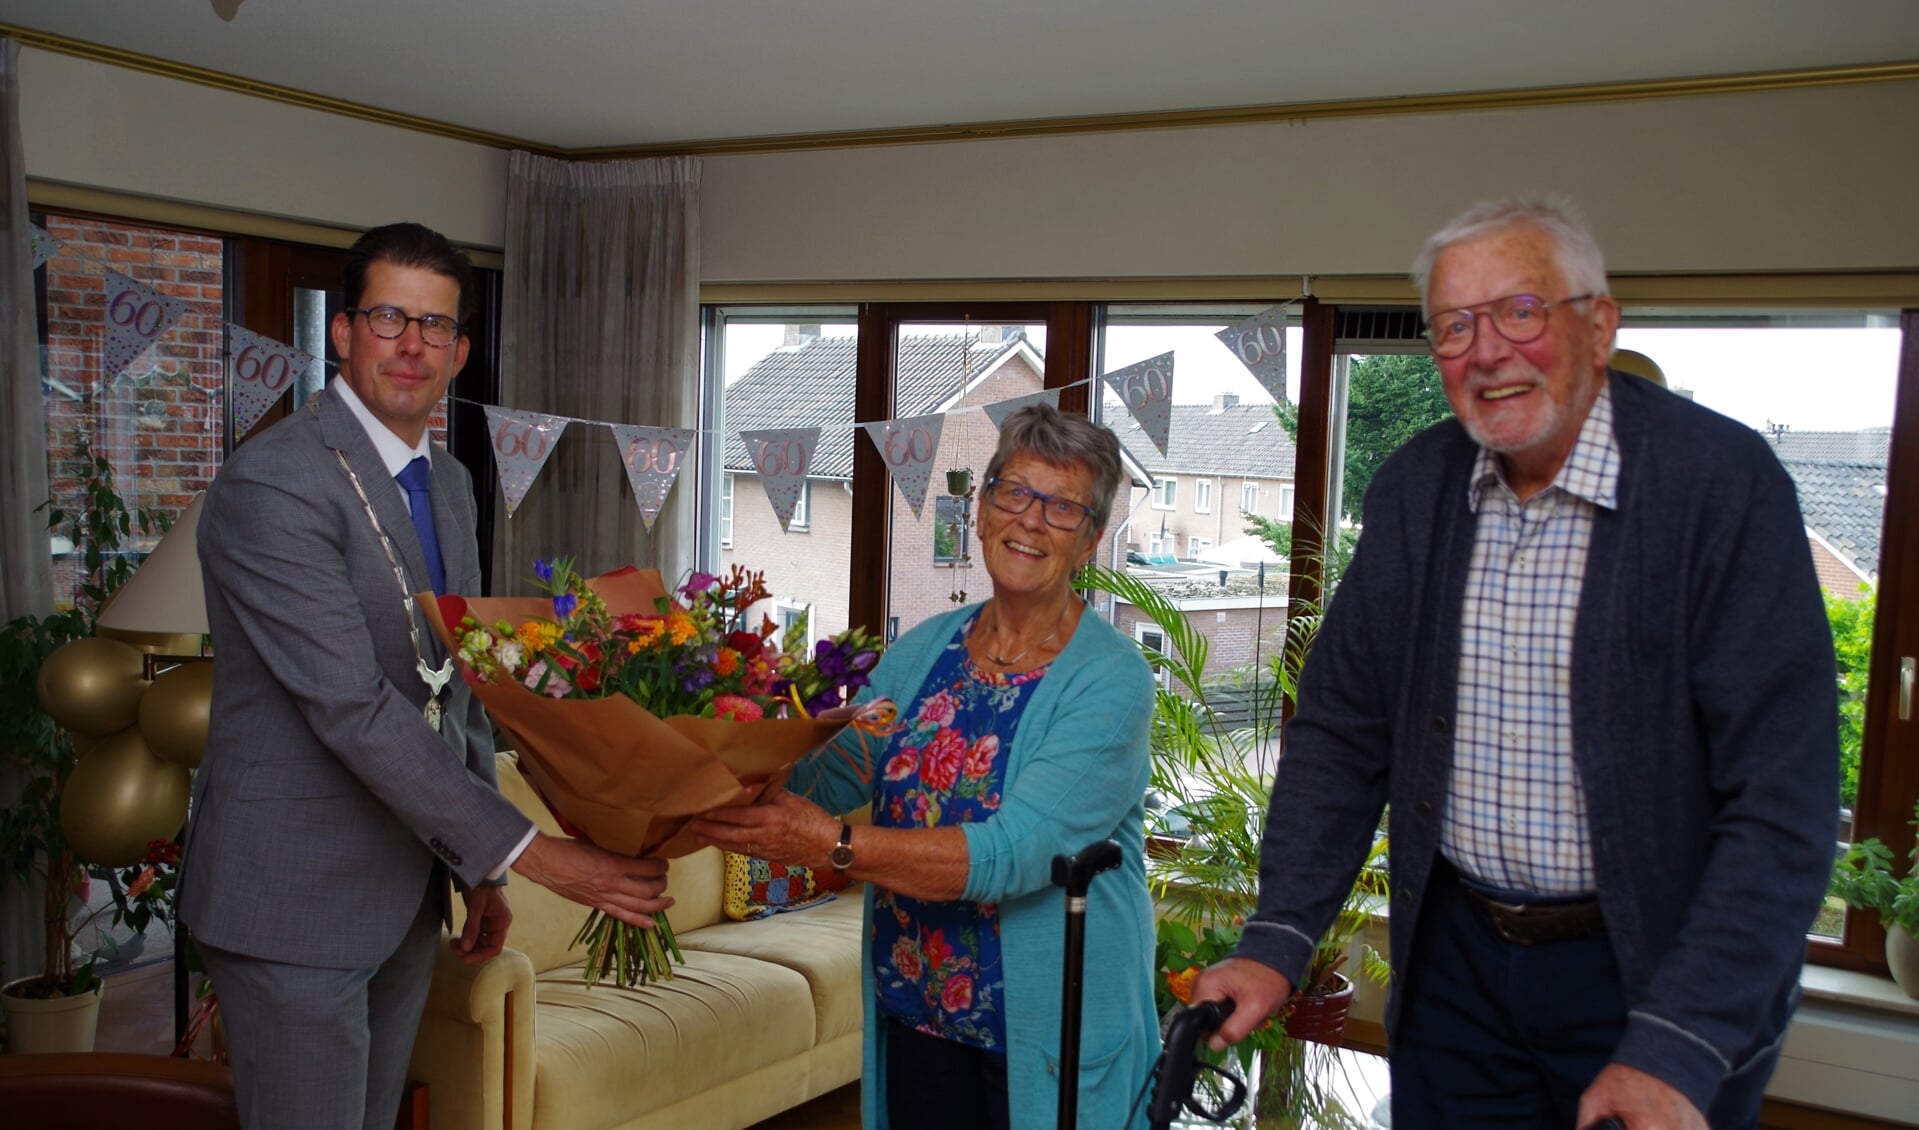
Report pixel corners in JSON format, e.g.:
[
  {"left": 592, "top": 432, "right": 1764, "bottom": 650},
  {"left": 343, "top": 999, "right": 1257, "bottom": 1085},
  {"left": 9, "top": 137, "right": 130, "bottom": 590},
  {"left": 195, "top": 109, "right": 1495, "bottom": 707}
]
[{"left": 408, "top": 752, "right": 866, "bottom": 1130}]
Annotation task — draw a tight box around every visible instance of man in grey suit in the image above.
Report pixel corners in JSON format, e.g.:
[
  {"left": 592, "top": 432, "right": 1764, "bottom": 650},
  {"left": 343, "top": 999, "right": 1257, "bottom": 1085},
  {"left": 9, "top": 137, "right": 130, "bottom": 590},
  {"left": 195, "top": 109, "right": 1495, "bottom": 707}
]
[{"left": 181, "top": 223, "right": 673, "bottom": 1130}]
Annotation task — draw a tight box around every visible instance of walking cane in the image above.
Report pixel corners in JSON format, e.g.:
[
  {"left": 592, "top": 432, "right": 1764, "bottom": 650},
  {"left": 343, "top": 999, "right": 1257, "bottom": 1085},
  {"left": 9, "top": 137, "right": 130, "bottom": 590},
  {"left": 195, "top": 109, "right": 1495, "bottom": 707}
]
[{"left": 1052, "top": 839, "right": 1122, "bottom": 1130}]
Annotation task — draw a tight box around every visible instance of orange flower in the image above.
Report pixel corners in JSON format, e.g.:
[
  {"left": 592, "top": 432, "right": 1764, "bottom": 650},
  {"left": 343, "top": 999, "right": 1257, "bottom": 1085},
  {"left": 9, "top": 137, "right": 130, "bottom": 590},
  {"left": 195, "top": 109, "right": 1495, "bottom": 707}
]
[
  {"left": 665, "top": 611, "right": 697, "bottom": 646},
  {"left": 517, "top": 620, "right": 560, "bottom": 652},
  {"left": 1166, "top": 966, "right": 1198, "bottom": 1004},
  {"left": 627, "top": 618, "right": 666, "bottom": 649},
  {"left": 712, "top": 647, "right": 740, "bottom": 676}
]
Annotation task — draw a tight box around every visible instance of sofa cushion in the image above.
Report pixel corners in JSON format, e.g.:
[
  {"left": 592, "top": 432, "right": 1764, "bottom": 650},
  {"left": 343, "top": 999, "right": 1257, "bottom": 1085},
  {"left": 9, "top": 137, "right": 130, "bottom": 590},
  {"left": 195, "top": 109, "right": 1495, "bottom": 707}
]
[
  {"left": 675, "top": 893, "right": 866, "bottom": 1046},
  {"left": 721, "top": 852, "right": 852, "bottom": 920},
  {"left": 531, "top": 949, "right": 818, "bottom": 1130}
]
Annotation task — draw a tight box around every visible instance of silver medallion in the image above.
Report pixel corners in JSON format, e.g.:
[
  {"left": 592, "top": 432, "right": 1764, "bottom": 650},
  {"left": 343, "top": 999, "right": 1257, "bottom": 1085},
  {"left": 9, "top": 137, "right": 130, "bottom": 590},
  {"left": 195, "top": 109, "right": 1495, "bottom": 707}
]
[{"left": 425, "top": 698, "right": 444, "bottom": 732}]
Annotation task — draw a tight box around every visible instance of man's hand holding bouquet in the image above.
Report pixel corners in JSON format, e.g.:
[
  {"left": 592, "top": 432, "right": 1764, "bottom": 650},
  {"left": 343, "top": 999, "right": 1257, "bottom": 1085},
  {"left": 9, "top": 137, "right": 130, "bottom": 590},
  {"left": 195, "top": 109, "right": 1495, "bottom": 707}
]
[{"left": 423, "top": 561, "right": 890, "bottom": 986}]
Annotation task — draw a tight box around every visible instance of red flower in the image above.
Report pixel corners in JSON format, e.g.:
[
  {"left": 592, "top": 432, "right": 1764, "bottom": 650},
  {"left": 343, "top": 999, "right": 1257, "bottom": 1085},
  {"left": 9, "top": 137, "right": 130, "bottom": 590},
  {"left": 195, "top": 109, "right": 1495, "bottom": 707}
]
[
  {"left": 713, "top": 694, "right": 763, "bottom": 721},
  {"left": 883, "top": 747, "right": 920, "bottom": 782},
  {"left": 921, "top": 929, "right": 953, "bottom": 971},
  {"left": 917, "top": 691, "right": 959, "bottom": 728},
  {"left": 940, "top": 973, "right": 975, "bottom": 1014},
  {"left": 921, "top": 728, "right": 966, "bottom": 791},
  {"left": 964, "top": 735, "right": 998, "bottom": 779}
]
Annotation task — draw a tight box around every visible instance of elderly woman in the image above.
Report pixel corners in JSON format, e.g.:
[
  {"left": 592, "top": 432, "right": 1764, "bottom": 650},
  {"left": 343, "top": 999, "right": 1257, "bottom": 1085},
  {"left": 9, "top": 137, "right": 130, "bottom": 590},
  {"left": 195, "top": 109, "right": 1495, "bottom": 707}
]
[{"left": 693, "top": 403, "right": 1158, "bottom": 1130}]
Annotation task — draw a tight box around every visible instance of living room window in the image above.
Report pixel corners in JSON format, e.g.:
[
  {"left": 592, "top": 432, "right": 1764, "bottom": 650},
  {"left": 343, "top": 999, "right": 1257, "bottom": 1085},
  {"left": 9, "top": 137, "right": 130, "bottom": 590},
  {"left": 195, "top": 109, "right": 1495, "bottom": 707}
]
[{"left": 1152, "top": 477, "right": 1177, "bottom": 509}]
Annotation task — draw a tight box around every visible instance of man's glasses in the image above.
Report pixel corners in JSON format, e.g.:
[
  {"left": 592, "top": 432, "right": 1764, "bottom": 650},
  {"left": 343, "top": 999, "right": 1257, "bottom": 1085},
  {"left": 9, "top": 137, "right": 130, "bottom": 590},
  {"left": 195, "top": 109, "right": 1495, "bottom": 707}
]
[
  {"left": 347, "top": 305, "right": 465, "bottom": 348},
  {"left": 983, "top": 477, "right": 1095, "bottom": 531},
  {"left": 1423, "top": 292, "right": 1593, "bottom": 359}
]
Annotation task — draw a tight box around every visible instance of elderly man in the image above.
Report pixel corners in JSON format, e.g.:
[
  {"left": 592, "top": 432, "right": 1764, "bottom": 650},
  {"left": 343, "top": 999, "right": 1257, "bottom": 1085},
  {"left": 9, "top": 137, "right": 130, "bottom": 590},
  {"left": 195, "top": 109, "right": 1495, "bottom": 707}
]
[{"left": 1191, "top": 197, "right": 1837, "bottom": 1130}]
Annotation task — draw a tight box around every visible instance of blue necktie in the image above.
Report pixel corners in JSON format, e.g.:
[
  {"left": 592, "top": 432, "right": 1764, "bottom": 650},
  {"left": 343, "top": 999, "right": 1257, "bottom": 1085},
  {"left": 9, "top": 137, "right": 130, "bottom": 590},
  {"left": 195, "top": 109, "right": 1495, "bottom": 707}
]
[{"left": 395, "top": 456, "right": 447, "bottom": 595}]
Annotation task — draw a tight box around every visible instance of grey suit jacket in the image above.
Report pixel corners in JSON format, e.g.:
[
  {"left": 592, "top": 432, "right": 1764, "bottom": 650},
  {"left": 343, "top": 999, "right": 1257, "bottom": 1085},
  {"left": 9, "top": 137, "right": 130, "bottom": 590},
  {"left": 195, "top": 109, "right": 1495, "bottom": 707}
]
[{"left": 179, "top": 381, "right": 532, "bottom": 969}]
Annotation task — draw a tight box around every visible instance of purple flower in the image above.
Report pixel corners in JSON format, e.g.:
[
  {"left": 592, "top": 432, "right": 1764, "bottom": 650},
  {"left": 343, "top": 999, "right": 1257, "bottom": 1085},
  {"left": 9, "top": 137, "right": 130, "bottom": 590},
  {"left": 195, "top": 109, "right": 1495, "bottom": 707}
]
[
  {"left": 553, "top": 592, "right": 578, "bottom": 620},
  {"left": 803, "top": 689, "right": 841, "bottom": 714},
  {"left": 678, "top": 571, "right": 720, "bottom": 599},
  {"left": 534, "top": 559, "right": 555, "bottom": 585},
  {"left": 681, "top": 666, "right": 716, "bottom": 693}
]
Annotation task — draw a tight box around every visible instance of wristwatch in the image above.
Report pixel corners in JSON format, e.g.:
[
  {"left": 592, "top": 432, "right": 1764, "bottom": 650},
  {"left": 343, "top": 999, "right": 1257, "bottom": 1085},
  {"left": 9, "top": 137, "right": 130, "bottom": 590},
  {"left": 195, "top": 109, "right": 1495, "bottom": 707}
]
[{"left": 828, "top": 823, "right": 855, "bottom": 871}]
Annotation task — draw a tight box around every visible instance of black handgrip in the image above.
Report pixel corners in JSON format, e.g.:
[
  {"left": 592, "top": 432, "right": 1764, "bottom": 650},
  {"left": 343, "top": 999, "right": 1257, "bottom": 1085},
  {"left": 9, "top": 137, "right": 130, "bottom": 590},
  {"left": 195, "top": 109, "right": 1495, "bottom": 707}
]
[
  {"left": 1147, "top": 999, "right": 1237, "bottom": 1124},
  {"left": 1051, "top": 838, "right": 1122, "bottom": 895}
]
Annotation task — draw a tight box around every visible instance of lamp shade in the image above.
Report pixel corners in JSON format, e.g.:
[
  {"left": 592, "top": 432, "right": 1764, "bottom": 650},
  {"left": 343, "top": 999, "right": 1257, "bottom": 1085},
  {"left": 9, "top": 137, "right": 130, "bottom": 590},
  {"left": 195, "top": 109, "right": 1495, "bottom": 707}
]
[{"left": 96, "top": 492, "right": 208, "bottom": 637}]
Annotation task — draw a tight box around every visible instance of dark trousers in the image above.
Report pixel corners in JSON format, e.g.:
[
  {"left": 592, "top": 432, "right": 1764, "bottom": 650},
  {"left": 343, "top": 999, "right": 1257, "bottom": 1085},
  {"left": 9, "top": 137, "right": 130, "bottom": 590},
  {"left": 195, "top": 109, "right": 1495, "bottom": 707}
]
[
  {"left": 885, "top": 1019, "right": 1011, "bottom": 1130},
  {"left": 1392, "top": 862, "right": 1770, "bottom": 1130}
]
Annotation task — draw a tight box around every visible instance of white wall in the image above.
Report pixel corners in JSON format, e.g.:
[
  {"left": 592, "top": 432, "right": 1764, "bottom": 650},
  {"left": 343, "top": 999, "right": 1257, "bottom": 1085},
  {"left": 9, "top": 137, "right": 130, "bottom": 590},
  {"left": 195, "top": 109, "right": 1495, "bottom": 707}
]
[
  {"left": 18, "top": 48, "right": 507, "bottom": 247},
  {"left": 702, "top": 80, "right": 1919, "bottom": 282}
]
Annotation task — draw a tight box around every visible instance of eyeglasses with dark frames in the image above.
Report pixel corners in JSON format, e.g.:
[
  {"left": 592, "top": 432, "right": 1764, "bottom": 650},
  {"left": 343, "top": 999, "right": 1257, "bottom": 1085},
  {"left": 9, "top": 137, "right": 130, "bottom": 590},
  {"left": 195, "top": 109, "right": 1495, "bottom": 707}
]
[
  {"left": 1423, "top": 292, "right": 1593, "bottom": 359},
  {"left": 983, "top": 477, "right": 1095, "bottom": 531},
  {"left": 346, "top": 305, "right": 465, "bottom": 348}
]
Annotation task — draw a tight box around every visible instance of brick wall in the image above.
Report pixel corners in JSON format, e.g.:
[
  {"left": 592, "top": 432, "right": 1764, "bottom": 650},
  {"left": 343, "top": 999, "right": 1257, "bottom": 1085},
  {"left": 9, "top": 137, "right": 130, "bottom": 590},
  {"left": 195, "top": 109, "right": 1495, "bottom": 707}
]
[
  {"left": 722, "top": 476, "right": 854, "bottom": 640},
  {"left": 40, "top": 215, "right": 225, "bottom": 606},
  {"left": 1114, "top": 597, "right": 1292, "bottom": 680}
]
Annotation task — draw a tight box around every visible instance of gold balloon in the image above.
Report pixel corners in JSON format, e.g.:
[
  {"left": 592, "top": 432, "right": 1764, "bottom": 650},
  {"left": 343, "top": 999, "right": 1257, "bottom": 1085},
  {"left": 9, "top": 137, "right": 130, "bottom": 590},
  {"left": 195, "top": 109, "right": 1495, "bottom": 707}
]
[
  {"left": 96, "top": 624, "right": 203, "bottom": 658},
  {"left": 139, "top": 661, "right": 214, "bottom": 768},
  {"left": 59, "top": 728, "right": 190, "bottom": 867},
  {"left": 37, "top": 637, "right": 150, "bottom": 736}
]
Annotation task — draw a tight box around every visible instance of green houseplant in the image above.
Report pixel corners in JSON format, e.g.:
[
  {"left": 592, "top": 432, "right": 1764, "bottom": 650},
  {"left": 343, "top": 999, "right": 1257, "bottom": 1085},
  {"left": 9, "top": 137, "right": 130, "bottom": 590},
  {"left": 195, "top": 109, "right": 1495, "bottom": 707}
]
[
  {"left": 1078, "top": 564, "right": 1388, "bottom": 1127},
  {"left": 1829, "top": 799, "right": 1919, "bottom": 998},
  {"left": 1, "top": 432, "right": 173, "bottom": 1010}
]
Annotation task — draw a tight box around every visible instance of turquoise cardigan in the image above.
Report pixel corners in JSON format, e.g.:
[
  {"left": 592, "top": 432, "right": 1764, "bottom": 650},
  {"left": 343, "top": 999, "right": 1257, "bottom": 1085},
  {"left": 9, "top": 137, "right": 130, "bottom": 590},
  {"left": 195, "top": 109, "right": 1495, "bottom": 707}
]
[{"left": 790, "top": 601, "right": 1160, "bottom": 1130}]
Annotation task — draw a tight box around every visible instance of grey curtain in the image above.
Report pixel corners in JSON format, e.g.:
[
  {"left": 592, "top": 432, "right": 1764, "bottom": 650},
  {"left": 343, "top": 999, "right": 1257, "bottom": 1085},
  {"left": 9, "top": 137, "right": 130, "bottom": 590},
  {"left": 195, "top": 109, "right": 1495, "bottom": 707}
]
[
  {"left": 0, "top": 36, "right": 49, "bottom": 990},
  {"left": 495, "top": 153, "right": 701, "bottom": 593},
  {"left": 1, "top": 39, "right": 50, "bottom": 621}
]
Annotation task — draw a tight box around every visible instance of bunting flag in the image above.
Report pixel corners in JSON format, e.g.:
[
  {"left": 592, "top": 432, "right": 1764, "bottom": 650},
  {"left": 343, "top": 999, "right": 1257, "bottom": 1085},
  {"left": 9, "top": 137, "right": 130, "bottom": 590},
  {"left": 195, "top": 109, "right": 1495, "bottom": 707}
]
[
  {"left": 1104, "top": 351, "right": 1176, "bottom": 456},
  {"left": 102, "top": 269, "right": 189, "bottom": 378},
  {"left": 29, "top": 223, "right": 62, "bottom": 271},
  {"left": 981, "top": 388, "right": 1062, "bottom": 431},
  {"left": 225, "top": 324, "right": 316, "bottom": 437},
  {"left": 861, "top": 412, "right": 947, "bottom": 519},
  {"left": 1216, "top": 303, "right": 1292, "bottom": 404},
  {"left": 610, "top": 424, "right": 696, "bottom": 532},
  {"left": 484, "top": 406, "right": 570, "bottom": 518},
  {"left": 741, "top": 427, "right": 821, "bottom": 532}
]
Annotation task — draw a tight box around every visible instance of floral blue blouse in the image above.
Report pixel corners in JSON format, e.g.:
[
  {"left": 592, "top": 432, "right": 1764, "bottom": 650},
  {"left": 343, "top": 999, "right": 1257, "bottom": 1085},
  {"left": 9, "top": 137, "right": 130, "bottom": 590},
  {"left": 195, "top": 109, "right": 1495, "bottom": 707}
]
[{"left": 870, "top": 611, "right": 1048, "bottom": 1052}]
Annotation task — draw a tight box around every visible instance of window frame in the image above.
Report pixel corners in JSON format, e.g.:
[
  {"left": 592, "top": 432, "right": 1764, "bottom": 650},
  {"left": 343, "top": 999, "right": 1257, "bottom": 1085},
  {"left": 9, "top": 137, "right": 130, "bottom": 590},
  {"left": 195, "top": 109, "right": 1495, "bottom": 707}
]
[
  {"left": 719, "top": 472, "right": 734, "bottom": 548},
  {"left": 1241, "top": 480, "right": 1260, "bottom": 514},
  {"left": 1194, "top": 477, "right": 1214, "bottom": 514},
  {"left": 1152, "top": 476, "right": 1178, "bottom": 509}
]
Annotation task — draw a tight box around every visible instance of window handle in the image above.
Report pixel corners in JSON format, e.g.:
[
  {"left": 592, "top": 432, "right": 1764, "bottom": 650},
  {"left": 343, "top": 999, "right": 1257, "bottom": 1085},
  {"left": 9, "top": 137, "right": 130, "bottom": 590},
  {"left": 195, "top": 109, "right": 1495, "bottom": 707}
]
[{"left": 1902, "top": 657, "right": 1915, "bottom": 722}]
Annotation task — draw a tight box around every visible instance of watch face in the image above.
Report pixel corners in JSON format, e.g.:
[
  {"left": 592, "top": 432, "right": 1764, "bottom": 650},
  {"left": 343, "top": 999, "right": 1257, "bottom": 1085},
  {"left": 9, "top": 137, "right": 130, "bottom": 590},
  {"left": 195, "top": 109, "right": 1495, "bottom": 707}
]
[{"left": 829, "top": 844, "right": 854, "bottom": 869}]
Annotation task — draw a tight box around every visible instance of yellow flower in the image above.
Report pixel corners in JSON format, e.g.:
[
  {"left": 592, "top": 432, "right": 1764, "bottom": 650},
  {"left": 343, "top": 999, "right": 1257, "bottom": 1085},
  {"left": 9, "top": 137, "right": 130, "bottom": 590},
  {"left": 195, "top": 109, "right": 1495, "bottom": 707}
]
[
  {"left": 630, "top": 618, "right": 666, "bottom": 648},
  {"left": 665, "top": 611, "right": 697, "bottom": 646}
]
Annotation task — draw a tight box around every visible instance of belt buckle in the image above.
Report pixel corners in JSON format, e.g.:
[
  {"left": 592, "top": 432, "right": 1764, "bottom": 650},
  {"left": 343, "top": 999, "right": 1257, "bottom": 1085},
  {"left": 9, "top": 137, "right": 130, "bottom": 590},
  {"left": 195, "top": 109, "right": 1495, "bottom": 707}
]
[{"left": 1478, "top": 895, "right": 1539, "bottom": 945}]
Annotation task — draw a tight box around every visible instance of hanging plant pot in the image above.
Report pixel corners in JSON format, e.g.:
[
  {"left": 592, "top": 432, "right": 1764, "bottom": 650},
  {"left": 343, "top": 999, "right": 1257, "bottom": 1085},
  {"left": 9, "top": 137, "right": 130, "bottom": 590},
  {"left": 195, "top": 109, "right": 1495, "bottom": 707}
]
[
  {"left": 945, "top": 469, "right": 972, "bottom": 496},
  {"left": 1280, "top": 971, "right": 1354, "bottom": 1047},
  {"left": 1, "top": 976, "right": 105, "bottom": 1054}
]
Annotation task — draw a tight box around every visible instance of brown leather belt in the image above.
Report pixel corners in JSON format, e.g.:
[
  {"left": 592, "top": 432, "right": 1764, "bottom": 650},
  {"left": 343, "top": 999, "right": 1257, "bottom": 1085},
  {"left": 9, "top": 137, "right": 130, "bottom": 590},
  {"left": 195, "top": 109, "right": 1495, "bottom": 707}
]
[{"left": 1461, "top": 887, "right": 1604, "bottom": 946}]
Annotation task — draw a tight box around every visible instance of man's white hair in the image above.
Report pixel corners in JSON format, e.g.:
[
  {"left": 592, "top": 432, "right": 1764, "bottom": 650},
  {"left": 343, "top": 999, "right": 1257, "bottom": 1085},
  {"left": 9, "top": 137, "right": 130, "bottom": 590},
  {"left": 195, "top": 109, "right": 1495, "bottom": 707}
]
[{"left": 1411, "top": 195, "right": 1610, "bottom": 311}]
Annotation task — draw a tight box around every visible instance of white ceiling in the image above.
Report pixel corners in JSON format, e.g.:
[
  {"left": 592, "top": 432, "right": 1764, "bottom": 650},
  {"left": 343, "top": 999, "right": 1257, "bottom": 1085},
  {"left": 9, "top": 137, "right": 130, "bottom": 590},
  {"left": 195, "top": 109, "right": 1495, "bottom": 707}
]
[{"left": 4, "top": 0, "right": 1918, "bottom": 150}]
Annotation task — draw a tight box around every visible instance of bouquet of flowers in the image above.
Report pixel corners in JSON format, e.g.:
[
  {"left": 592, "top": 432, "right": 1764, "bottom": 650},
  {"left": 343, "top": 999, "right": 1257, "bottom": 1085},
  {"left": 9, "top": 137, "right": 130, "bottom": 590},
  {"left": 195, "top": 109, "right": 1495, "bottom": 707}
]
[{"left": 424, "top": 561, "right": 889, "bottom": 987}]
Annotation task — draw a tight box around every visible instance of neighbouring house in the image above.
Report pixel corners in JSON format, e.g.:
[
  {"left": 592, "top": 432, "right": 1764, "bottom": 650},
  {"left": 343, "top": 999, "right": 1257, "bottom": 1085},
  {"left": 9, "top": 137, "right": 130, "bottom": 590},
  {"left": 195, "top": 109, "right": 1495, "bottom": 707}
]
[
  {"left": 1769, "top": 427, "right": 1890, "bottom": 598},
  {"left": 1112, "top": 395, "right": 1297, "bottom": 565}
]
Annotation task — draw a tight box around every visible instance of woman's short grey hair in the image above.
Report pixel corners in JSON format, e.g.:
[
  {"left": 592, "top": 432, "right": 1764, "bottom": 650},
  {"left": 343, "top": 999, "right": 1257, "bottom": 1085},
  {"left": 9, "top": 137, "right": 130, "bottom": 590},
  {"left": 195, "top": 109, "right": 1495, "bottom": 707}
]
[
  {"left": 1411, "top": 195, "right": 1610, "bottom": 311},
  {"left": 982, "top": 402, "right": 1124, "bottom": 530}
]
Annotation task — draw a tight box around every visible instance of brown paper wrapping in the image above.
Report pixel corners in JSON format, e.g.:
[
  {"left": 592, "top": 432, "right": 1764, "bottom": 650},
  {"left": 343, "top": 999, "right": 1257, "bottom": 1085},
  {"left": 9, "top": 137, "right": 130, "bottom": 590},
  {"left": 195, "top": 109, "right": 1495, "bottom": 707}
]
[{"left": 421, "top": 568, "right": 858, "bottom": 858}]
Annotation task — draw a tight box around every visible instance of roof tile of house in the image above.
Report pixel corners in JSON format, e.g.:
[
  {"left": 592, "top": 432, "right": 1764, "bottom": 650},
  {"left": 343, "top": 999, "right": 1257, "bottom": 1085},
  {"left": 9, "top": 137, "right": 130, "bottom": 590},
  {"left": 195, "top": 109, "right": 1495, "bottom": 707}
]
[
  {"left": 722, "top": 331, "right": 1033, "bottom": 477},
  {"left": 1112, "top": 402, "right": 1298, "bottom": 480},
  {"left": 1769, "top": 429, "right": 1890, "bottom": 578}
]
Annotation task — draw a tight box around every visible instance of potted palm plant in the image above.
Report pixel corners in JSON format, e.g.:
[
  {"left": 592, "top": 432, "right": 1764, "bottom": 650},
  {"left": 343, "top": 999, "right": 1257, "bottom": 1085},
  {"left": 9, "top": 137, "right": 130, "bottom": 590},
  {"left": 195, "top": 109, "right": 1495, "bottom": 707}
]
[
  {"left": 1829, "top": 800, "right": 1919, "bottom": 999},
  {"left": 1, "top": 434, "right": 174, "bottom": 1050},
  {"left": 1078, "top": 564, "right": 1388, "bottom": 1127}
]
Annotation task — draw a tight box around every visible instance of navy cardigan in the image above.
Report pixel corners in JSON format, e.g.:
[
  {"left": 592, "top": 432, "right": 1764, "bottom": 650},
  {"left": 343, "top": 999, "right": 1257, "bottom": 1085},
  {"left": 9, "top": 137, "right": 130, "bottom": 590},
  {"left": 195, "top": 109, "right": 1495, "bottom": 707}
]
[{"left": 1237, "top": 372, "right": 1839, "bottom": 1113}]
